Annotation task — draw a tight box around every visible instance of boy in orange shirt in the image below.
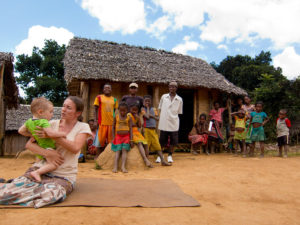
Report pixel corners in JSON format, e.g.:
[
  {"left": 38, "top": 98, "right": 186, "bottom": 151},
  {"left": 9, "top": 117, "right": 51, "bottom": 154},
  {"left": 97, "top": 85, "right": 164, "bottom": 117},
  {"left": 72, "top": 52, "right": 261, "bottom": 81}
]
[{"left": 93, "top": 84, "right": 118, "bottom": 157}]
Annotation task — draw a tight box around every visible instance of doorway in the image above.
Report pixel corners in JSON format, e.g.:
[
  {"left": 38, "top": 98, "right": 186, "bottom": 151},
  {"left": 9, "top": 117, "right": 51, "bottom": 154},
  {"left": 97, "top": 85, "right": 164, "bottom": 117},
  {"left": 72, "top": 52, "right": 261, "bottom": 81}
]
[{"left": 177, "top": 89, "right": 194, "bottom": 143}]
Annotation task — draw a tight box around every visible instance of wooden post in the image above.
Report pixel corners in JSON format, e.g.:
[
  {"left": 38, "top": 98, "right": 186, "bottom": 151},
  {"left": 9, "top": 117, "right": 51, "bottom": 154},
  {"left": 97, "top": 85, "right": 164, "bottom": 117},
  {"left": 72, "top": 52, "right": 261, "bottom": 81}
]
[
  {"left": 208, "top": 91, "right": 213, "bottom": 110},
  {"left": 80, "top": 81, "right": 90, "bottom": 158},
  {"left": 193, "top": 90, "right": 199, "bottom": 124},
  {"left": 227, "top": 97, "right": 232, "bottom": 125},
  {"left": 153, "top": 86, "right": 160, "bottom": 108},
  {"left": 0, "top": 64, "right": 5, "bottom": 156},
  {"left": 81, "top": 81, "right": 90, "bottom": 123}
]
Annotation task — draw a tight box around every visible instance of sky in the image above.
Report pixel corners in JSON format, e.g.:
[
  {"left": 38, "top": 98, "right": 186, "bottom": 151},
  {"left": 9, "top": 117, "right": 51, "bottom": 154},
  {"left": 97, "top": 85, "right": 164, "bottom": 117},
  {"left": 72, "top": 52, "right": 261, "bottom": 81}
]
[{"left": 1, "top": 0, "right": 300, "bottom": 84}]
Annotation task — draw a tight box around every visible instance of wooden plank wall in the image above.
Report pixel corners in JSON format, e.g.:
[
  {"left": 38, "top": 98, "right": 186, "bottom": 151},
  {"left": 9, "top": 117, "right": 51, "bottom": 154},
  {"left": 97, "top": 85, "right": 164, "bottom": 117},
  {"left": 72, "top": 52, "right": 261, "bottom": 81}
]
[
  {"left": 84, "top": 81, "right": 217, "bottom": 124},
  {"left": 3, "top": 133, "right": 29, "bottom": 156},
  {"left": 0, "top": 64, "right": 5, "bottom": 155}
]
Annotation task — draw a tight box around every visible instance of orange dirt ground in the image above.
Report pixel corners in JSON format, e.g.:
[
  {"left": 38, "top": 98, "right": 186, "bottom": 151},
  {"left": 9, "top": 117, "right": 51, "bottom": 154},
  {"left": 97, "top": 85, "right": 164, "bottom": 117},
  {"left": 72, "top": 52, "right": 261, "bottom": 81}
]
[{"left": 0, "top": 150, "right": 300, "bottom": 225}]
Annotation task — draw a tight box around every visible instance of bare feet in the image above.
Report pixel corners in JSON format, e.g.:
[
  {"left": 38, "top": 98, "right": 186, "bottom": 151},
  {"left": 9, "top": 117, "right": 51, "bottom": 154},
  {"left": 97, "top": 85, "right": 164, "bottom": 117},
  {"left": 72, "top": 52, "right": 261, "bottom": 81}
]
[
  {"left": 161, "top": 161, "right": 171, "bottom": 166},
  {"left": 30, "top": 171, "right": 41, "bottom": 182},
  {"left": 112, "top": 168, "right": 118, "bottom": 173},
  {"left": 121, "top": 167, "right": 128, "bottom": 173},
  {"left": 145, "top": 160, "right": 154, "bottom": 168}
]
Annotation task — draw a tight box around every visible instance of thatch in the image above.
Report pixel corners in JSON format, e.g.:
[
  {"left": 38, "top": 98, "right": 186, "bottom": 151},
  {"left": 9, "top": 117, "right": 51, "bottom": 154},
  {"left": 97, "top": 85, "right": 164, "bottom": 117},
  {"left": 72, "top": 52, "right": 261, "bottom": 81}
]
[
  {"left": 64, "top": 37, "right": 247, "bottom": 96},
  {"left": 5, "top": 104, "right": 62, "bottom": 131},
  {"left": 0, "top": 52, "right": 18, "bottom": 109}
]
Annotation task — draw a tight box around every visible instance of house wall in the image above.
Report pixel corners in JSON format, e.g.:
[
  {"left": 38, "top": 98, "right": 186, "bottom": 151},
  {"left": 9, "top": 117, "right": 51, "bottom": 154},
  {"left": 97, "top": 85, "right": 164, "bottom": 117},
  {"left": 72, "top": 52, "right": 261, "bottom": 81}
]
[
  {"left": 85, "top": 80, "right": 216, "bottom": 124},
  {"left": 0, "top": 64, "right": 5, "bottom": 155},
  {"left": 3, "top": 132, "right": 29, "bottom": 156},
  {"left": 87, "top": 81, "right": 167, "bottom": 120}
]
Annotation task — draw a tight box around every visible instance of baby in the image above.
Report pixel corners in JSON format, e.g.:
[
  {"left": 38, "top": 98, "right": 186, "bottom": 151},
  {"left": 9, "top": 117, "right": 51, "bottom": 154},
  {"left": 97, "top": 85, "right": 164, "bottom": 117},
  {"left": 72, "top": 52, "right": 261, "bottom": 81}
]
[{"left": 18, "top": 97, "right": 66, "bottom": 182}]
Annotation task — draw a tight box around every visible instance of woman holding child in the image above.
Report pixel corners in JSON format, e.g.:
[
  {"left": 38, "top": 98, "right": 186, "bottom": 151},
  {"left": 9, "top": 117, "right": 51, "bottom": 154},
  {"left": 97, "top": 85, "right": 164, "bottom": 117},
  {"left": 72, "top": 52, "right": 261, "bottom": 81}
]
[{"left": 0, "top": 96, "right": 92, "bottom": 208}]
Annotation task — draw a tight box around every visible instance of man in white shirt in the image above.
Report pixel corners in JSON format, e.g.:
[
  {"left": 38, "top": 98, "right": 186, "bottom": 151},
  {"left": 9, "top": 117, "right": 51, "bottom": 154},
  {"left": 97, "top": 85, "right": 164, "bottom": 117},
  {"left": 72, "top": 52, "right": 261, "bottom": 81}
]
[{"left": 158, "top": 81, "right": 183, "bottom": 163}]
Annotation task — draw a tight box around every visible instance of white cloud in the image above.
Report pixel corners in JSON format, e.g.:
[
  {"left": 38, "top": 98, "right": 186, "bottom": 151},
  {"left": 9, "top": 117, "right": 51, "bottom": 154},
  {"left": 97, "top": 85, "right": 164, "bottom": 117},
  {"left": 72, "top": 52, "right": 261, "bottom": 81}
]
[
  {"left": 172, "top": 36, "right": 202, "bottom": 55},
  {"left": 15, "top": 25, "right": 74, "bottom": 55},
  {"left": 217, "top": 44, "right": 228, "bottom": 51},
  {"left": 80, "top": 0, "right": 146, "bottom": 34},
  {"left": 153, "top": 0, "right": 300, "bottom": 49},
  {"left": 147, "top": 16, "right": 172, "bottom": 41},
  {"left": 152, "top": 0, "right": 206, "bottom": 29},
  {"left": 273, "top": 47, "right": 300, "bottom": 80}
]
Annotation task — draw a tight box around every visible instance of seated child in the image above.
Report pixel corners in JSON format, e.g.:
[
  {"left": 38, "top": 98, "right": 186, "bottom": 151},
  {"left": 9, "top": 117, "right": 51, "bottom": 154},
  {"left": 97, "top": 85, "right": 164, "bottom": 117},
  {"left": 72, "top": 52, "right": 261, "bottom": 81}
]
[
  {"left": 188, "top": 113, "right": 209, "bottom": 155},
  {"left": 141, "top": 95, "right": 171, "bottom": 166},
  {"left": 111, "top": 102, "right": 133, "bottom": 173},
  {"left": 276, "top": 109, "right": 291, "bottom": 158},
  {"left": 208, "top": 101, "right": 227, "bottom": 153},
  {"left": 18, "top": 97, "right": 66, "bottom": 182},
  {"left": 248, "top": 101, "right": 269, "bottom": 157},
  {"left": 128, "top": 104, "right": 153, "bottom": 168},
  {"left": 231, "top": 109, "right": 247, "bottom": 156}
]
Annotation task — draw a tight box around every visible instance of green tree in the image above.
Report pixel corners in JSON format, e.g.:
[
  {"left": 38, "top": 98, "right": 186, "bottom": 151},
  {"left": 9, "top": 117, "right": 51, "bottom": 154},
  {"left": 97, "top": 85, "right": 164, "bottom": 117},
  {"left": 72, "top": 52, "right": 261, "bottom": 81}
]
[
  {"left": 212, "top": 51, "right": 283, "bottom": 93},
  {"left": 15, "top": 40, "right": 68, "bottom": 106}
]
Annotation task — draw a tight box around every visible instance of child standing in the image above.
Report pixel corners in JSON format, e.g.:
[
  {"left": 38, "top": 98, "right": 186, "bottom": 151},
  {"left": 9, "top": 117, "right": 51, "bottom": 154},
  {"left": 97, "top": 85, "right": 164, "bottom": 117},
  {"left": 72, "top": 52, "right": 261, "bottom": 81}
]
[
  {"left": 276, "top": 109, "right": 291, "bottom": 158},
  {"left": 128, "top": 104, "right": 153, "bottom": 168},
  {"left": 18, "top": 97, "right": 66, "bottom": 182},
  {"left": 242, "top": 96, "right": 255, "bottom": 154},
  {"left": 226, "top": 123, "right": 236, "bottom": 153},
  {"left": 111, "top": 102, "right": 133, "bottom": 173},
  {"left": 249, "top": 101, "right": 269, "bottom": 157},
  {"left": 231, "top": 109, "right": 247, "bottom": 156},
  {"left": 141, "top": 96, "right": 171, "bottom": 166},
  {"left": 188, "top": 114, "right": 209, "bottom": 155},
  {"left": 93, "top": 84, "right": 118, "bottom": 157},
  {"left": 208, "top": 101, "right": 227, "bottom": 153}
]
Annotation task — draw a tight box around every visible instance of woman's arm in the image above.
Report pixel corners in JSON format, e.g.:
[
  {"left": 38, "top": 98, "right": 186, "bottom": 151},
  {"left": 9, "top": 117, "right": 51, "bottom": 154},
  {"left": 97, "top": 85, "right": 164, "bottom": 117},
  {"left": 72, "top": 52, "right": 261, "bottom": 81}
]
[
  {"left": 42, "top": 127, "right": 66, "bottom": 138},
  {"left": 54, "top": 133, "right": 89, "bottom": 154},
  {"left": 25, "top": 138, "right": 64, "bottom": 167}
]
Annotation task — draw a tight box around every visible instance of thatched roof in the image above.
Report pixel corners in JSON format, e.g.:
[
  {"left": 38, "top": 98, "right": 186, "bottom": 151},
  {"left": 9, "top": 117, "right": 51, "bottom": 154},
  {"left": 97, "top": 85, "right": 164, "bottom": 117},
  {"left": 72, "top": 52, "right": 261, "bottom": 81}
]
[
  {"left": 64, "top": 37, "right": 247, "bottom": 96},
  {"left": 6, "top": 104, "right": 62, "bottom": 131},
  {"left": 0, "top": 52, "right": 19, "bottom": 109}
]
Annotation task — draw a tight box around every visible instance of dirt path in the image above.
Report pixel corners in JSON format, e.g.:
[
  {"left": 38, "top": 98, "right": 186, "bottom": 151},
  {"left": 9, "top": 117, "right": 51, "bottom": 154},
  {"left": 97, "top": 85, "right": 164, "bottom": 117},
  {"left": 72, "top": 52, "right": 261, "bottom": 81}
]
[{"left": 1, "top": 153, "right": 300, "bottom": 225}]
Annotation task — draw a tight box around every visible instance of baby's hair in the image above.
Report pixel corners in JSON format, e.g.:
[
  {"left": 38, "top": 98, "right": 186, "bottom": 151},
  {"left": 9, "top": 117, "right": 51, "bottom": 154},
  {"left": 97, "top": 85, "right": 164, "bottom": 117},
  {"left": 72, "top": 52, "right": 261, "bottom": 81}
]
[
  {"left": 144, "top": 95, "right": 152, "bottom": 100},
  {"left": 255, "top": 101, "right": 264, "bottom": 107},
  {"left": 279, "top": 109, "right": 287, "bottom": 114},
  {"left": 213, "top": 101, "right": 220, "bottom": 106},
  {"left": 88, "top": 119, "right": 94, "bottom": 123},
  {"left": 199, "top": 113, "right": 207, "bottom": 120},
  {"left": 30, "top": 97, "right": 53, "bottom": 114}
]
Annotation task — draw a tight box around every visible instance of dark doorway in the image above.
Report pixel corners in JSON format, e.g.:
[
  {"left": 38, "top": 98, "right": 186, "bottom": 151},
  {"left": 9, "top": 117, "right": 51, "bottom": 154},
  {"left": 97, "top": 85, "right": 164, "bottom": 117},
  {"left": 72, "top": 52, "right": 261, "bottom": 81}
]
[{"left": 177, "top": 89, "right": 194, "bottom": 143}]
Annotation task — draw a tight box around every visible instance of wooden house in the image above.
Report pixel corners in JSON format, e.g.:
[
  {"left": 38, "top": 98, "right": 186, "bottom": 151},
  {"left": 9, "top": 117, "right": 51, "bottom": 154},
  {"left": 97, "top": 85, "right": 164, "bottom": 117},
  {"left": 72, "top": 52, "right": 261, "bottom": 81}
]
[
  {"left": 64, "top": 37, "right": 247, "bottom": 143},
  {"left": 0, "top": 52, "right": 19, "bottom": 155},
  {"left": 4, "top": 105, "right": 62, "bottom": 156}
]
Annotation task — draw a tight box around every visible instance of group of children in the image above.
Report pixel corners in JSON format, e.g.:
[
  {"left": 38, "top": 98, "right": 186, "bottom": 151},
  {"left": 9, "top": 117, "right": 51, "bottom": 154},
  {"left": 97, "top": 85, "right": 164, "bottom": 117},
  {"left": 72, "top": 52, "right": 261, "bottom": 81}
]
[
  {"left": 189, "top": 96, "right": 291, "bottom": 158},
  {"left": 110, "top": 96, "right": 173, "bottom": 172},
  {"left": 18, "top": 86, "right": 292, "bottom": 181}
]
